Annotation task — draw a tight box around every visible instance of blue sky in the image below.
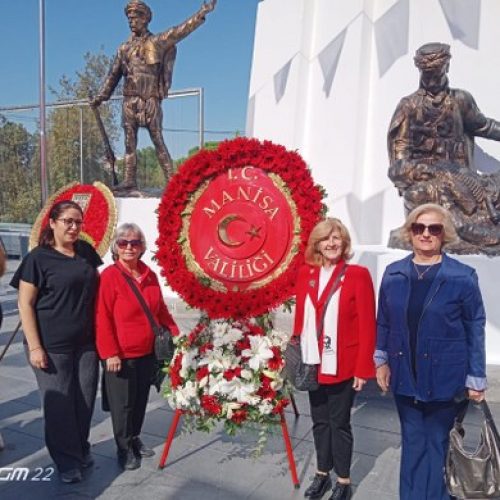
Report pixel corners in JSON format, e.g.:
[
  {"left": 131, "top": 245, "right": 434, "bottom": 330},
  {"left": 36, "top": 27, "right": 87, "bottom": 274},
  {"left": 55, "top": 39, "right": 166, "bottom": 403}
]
[{"left": 0, "top": 0, "right": 259, "bottom": 155}]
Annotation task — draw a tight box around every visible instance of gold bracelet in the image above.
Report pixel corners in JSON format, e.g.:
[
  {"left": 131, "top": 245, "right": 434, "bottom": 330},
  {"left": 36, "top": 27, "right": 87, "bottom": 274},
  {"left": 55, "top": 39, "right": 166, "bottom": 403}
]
[{"left": 29, "top": 346, "right": 43, "bottom": 352}]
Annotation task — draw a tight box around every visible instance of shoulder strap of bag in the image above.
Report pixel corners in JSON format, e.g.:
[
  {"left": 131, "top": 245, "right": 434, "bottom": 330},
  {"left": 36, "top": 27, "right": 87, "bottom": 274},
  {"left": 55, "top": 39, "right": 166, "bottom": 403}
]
[
  {"left": 317, "top": 263, "right": 347, "bottom": 338},
  {"left": 116, "top": 265, "right": 161, "bottom": 337},
  {"left": 455, "top": 399, "right": 500, "bottom": 442},
  {"left": 481, "top": 400, "right": 500, "bottom": 442}
]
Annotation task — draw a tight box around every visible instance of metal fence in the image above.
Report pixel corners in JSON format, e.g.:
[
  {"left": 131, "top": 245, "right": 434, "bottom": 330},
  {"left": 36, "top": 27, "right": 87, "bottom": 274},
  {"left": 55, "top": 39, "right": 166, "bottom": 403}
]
[{"left": 0, "top": 89, "right": 209, "bottom": 223}]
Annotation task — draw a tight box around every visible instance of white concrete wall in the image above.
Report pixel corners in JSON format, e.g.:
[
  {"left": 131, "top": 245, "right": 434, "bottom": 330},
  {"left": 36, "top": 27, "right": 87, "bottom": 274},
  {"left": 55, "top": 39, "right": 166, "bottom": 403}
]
[{"left": 247, "top": 0, "right": 500, "bottom": 245}]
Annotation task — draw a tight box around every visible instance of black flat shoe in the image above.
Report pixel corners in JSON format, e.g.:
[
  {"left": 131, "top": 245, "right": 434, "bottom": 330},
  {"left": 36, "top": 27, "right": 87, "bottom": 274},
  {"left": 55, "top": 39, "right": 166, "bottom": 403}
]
[
  {"left": 328, "top": 482, "right": 352, "bottom": 500},
  {"left": 132, "top": 436, "right": 155, "bottom": 458},
  {"left": 59, "top": 468, "right": 82, "bottom": 483},
  {"left": 118, "top": 449, "right": 140, "bottom": 470},
  {"left": 304, "top": 473, "right": 332, "bottom": 498},
  {"left": 81, "top": 452, "right": 94, "bottom": 468}
]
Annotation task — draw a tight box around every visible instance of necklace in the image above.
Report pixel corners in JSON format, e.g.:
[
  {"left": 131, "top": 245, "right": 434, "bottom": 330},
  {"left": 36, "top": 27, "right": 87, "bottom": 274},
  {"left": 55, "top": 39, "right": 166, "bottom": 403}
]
[{"left": 413, "top": 260, "right": 439, "bottom": 280}]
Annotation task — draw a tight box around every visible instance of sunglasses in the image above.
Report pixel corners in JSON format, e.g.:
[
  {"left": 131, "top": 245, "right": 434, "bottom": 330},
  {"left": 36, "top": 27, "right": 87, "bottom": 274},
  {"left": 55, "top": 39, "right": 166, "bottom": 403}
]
[
  {"left": 410, "top": 223, "right": 444, "bottom": 236},
  {"left": 116, "top": 239, "right": 143, "bottom": 249},
  {"left": 57, "top": 218, "right": 83, "bottom": 228}
]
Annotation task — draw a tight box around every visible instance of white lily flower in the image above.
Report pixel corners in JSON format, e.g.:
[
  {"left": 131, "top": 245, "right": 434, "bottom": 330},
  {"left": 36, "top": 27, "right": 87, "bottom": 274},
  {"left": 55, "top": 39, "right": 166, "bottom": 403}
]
[
  {"left": 241, "top": 335, "right": 274, "bottom": 371},
  {"left": 224, "top": 402, "right": 242, "bottom": 419},
  {"left": 175, "top": 380, "right": 199, "bottom": 408},
  {"left": 213, "top": 327, "right": 243, "bottom": 348},
  {"left": 208, "top": 373, "right": 227, "bottom": 395},
  {"left": 212, "top": 321, "right": 229, "bottom": 338},
  {"left": 258, "top": 401, "right": 273, "bottom": 415},
  {"left": 180, "top": 348, "right": 198, "bottom": 378},
  {"left": 268, "top": 329, "right": 289, "bottom": 349},
  {"left": 198, "top": 348, "right": 225, "bottom": 371},
  {"left": 240, "top": 369, "right": 253, "bottom": 380},
  {"left": 219, "top": 377, "right": 257, "bottom": 403}
]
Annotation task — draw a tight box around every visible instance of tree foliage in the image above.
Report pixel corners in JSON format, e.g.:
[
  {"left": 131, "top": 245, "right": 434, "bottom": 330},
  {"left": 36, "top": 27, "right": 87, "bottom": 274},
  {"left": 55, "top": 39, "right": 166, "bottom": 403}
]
[
  {"left": 0, "top": 116, "right": 40, "bottom": 222},
  {"left": 174, "top": 141, "right": 220, "bottom": 170},
  {"left": 47, "top": 50, "right": 121, "bottom": 190}
]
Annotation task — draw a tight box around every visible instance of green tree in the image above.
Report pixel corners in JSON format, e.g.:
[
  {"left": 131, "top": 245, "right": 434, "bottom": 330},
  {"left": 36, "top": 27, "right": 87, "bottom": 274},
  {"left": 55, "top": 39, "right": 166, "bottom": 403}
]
[
  {"left": 0, "top": 116, "right": 40, "bottom": 222},
  {"left": 47, "top": 50, "right": 121, "bottom": 191},
  {"left": 173, "top": 141, "right": 221, "bottom": 170},
  {"left": 115, "top": 146, "right": 165, "bottom": 190}
]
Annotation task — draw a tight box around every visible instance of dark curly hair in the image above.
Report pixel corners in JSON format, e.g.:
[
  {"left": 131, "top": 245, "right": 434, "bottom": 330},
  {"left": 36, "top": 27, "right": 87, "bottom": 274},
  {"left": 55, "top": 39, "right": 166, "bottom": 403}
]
[{"left": 38, "top": 200, "right": 83, "bottom": 248}]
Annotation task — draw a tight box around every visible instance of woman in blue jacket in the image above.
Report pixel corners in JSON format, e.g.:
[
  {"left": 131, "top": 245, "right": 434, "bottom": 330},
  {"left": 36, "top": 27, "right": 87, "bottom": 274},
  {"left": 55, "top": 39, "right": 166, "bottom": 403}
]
[{"left": 375, "top": 203, "right": 486, "bottom": 500}]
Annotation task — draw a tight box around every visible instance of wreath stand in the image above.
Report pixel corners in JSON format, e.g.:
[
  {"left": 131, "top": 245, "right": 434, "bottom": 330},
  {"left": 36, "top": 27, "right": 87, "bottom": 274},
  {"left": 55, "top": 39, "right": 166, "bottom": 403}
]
[{"left": 158, "top": 394, "right": 301, "bottom": 489}]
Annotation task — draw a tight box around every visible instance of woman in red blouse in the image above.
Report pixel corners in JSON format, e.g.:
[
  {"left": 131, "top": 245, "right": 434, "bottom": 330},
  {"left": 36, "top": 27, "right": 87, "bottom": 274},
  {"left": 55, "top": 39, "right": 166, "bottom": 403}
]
[
  {"left": 96, "top": 223, "right": 179, "bottom": 470},
  {"left": 293, "top": 218, "right": 376, "bottom": 500}
]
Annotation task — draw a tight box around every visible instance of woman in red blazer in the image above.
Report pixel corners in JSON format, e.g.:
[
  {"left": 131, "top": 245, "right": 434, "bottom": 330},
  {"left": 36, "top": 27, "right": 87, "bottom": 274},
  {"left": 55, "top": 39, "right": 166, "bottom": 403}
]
[{"left": 294, "top": 218, "right": 376, "bottom": 500}]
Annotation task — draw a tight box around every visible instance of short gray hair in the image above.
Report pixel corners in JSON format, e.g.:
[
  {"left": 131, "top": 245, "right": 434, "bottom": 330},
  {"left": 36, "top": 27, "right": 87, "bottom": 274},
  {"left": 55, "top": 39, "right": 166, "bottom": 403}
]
[
  {"left": 400, "top": 203, "right": 458, "bottom": 248},
  {"left": 110, "top": 222, "right": 146, "bottom": 261}
]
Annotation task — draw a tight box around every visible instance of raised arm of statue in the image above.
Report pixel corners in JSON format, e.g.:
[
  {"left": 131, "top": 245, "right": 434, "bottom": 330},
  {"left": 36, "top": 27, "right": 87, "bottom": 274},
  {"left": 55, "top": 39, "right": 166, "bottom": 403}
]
[{"left": 158, "top": 0, "right": 217, "bottom": 47}]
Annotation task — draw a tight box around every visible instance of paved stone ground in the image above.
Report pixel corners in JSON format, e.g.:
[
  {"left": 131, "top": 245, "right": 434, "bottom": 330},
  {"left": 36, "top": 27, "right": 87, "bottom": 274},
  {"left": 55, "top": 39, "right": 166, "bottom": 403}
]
[{"left": 1, "top": 259, "right": 499, "bottom": 499}]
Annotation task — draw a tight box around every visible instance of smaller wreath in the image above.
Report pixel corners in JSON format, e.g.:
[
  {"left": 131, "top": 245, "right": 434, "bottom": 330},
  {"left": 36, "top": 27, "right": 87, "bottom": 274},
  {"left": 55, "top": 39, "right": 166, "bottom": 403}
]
[
  {"left": 156, "top": 137, "right": 325, "bottom": 318},
  {"left": 29, "top": 181, "right": 117, "bottom": 257},
  {"left": 164, "top": 318, "right": 290, "bottom": 437}
]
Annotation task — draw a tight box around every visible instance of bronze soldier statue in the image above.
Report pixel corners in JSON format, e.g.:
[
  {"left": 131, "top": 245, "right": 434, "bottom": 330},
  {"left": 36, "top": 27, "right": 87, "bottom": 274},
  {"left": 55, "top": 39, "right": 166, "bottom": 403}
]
[
  {"left": 91, "top": 0, "right": 217, "bottom": 193},
  {"left": 388, "top": 42, "right": 500, "bottom": 254}
]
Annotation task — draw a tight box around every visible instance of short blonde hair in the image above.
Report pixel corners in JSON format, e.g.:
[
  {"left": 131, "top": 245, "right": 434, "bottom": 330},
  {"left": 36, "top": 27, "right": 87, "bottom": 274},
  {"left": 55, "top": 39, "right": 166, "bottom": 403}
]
[
  {"left": 110, "top": 223, "right": 146, "bottom": 261},
  {"left": 400, "top": 203, "right": 458, "bottom": 247},
  {"left": 305, "top": 218, "right": 353, "bottom": 266}
]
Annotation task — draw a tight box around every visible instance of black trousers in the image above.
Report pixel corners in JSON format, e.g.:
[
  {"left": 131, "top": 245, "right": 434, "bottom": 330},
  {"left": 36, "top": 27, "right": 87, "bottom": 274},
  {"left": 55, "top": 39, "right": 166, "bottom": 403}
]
[
  {"left": 308, "top": 378, "right": 355, "bottom": 478},
  {"left": 104, "top": 354, "right": 154, "bottom": 453},
  {"left": 30, "top": 344, "right": 98, "bottom": 473}
]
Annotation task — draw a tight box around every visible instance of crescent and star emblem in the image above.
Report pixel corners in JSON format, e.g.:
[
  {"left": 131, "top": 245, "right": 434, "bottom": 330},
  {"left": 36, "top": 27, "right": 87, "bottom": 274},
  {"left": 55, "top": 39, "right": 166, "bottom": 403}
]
[{"left": 217, "top": 214, "right": 262, "bottom": 247}]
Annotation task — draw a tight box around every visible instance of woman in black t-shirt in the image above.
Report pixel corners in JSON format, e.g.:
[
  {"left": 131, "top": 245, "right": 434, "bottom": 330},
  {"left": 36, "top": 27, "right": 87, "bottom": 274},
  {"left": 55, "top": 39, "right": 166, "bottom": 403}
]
[{"left": 11, "top": 200, "right": 102, "bottom": 484}]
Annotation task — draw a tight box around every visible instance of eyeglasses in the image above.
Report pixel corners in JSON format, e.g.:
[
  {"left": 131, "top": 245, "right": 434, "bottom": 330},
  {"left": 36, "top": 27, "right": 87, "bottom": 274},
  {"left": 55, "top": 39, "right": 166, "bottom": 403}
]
[
  {"left": 57, "top": 218, "right": 83, "bottom": 228},
  {"left": 116, "top": 239, "right": 143, "bottom": 249},
  {"left": 410, "top": 223, "right": 444, "bottom": 236}
]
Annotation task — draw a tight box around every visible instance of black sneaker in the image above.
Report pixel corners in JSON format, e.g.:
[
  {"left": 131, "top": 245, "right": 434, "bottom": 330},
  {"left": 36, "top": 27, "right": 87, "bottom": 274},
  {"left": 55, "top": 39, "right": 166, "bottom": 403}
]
[
  {"left": 118, "top": 449, "right": 140, "bottom": 470},
  {"left": 132, "top": 436, "right": 155, "bottom": 458},
  {"left": 328, "top": 482, "right": 352, "bottom": 500},
  {"left": 304, "top": 473, "right": 332, "bottom": 498}
]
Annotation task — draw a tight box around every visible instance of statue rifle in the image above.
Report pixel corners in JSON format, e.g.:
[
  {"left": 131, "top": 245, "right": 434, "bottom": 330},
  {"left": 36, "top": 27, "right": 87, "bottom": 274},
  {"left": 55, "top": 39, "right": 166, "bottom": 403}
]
[{"left": 89, "top": 100, "right": 118, "bottom": 186}]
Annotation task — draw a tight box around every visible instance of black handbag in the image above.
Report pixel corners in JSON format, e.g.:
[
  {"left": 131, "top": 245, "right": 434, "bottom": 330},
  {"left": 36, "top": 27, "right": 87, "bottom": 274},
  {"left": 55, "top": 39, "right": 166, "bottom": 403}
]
[
  {"left": 118, "top": 267, "right": 175, "bottom": 392},
  {"left": 446, "top": 400, "right": 500, "bottom": 499},
  {"left": 284, "top": 264, "right": 347, "bottom": 392}
]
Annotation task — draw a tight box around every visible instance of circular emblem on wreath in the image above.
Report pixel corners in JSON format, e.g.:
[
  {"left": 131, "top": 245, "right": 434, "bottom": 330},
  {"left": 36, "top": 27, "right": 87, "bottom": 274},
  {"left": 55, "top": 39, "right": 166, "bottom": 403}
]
[
  {"left": 156, "top": 137, "right": 324, "bottom": 318},
  {"left": 30, "top": 181, "right": 117, "bottom": 257}
]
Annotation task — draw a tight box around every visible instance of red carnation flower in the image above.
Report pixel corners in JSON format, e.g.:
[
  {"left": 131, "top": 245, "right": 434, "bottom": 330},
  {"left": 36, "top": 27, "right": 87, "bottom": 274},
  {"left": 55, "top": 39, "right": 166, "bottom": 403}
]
[
  {"left": 235, "top": 337, "right": 251, "bottom": 353},
  {"left": 199, "top": 342, "right": 214, "bottom": 354},
  {"left": 267, "top": 346, "right": 284, "bottom": 371},
  {"left": 200, "top": 395, "right": 222, "bottom": 416},
  {"left": 257, "top": 385, "right": 277, "bottom": 400},
  {"left": 230, "top": 409, "right": 248, "bottom": 424},
  {"left": 272, "top": 398, "right": 290, "bottom": 414},
  {"left": 223, "top": 366, "right": 243, "bottom": 381},
  {"left": 196, "top": 365, "right": 209, "bottom": 381}
]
